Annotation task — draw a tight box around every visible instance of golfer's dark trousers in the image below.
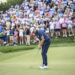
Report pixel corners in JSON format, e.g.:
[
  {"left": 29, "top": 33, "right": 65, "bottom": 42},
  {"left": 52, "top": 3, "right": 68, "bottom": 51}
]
[{"left": 42, "top": 39, "right": 51, "bottom": 66}]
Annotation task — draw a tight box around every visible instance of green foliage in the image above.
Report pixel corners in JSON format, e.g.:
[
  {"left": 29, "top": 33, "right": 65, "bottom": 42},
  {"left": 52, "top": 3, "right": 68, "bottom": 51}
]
[
  {"left": 0, "top": 45, "right": 36, "bottom": 53},
  {"left": 27, "top": 0, "right": 30, "bottom": 2},
  {"left": 0, "top": 0, "right": 24, "bottom": 11}
]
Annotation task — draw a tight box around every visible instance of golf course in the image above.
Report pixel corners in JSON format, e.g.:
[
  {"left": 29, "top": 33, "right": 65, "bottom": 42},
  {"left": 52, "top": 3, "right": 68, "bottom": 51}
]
[{"left": 0, "top": 44, "right": 75, "bottom": 75}]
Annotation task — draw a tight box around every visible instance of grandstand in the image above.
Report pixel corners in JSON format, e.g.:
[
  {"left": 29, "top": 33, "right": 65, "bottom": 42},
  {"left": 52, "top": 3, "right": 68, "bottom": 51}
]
[{"left": 0, "top": 0, "right": 75, "bottom": 46}]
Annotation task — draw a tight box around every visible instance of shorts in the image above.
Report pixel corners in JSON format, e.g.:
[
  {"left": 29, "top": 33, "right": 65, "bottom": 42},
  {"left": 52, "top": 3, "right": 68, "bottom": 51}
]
[
  {"left": 55, "top": 29, "right": 60, "bottom": 32},
  {"left": 45, "top": 28, "right": 49, "bottom": 33},
  {"left": 68, "top": 25, "right": 72, "bottom": 29},
  {"left": 62, "top": 27, "right": 67, "bottom": 29},
  {"left": 45, "top": 30, "right": 49, "bottom": 33},
  {"left": 73, "top": 26, "right": 75, "bottom": 28},
  {"left": 19, "top": 34, "right": 23, "bottom": 37},
  {"left": 50, "top": 29, "right": 54, "bottom": 32},
  {"left": 0, "top": 32, "right": 4, "bottom": 38},
  {"left": 10, "top": 36, "right": 14, "bottom": 41},
  {"left": 14, "top": 36, "right": 18, "bottom": 39},
  {"left": 30, "top": 33, "right": 35, "bottom": 37},
  {"left": 7, "top": 36, "right": 10, "bottom": 40}
]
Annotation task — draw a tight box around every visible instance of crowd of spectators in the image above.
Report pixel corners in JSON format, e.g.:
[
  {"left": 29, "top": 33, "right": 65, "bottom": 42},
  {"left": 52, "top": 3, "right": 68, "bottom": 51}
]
[{"left": 0, "top": 0, "right": 75, "bottom": 46}]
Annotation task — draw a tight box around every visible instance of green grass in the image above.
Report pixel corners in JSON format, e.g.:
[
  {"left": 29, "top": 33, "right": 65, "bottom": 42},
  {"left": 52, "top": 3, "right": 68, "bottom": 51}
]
[
  {"left": 0, "top": 42, "right": 75, "bottom": 53},
  {"left": 0, "top": 46, "right": 75, "bottom": 75},
  {"left": 0, "top": 36, "right": 74, "bottom": 53},
  {"left": 51, "top": 36, "right": 74, "bottom": 43},
  {"left": 0, "top": 45, "right": 36, "bottom": 53},
  {"left": 51, "top": 42, "right": 75, "bottom": 47}
]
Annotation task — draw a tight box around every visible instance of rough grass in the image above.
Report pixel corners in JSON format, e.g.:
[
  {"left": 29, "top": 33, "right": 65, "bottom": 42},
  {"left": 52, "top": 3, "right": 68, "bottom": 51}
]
[
  {"left": 0, "top": 36, "right": 75, "bottom": 53},
  {"left": 0, "top": 45, "right": 36, "bottom": 53}
]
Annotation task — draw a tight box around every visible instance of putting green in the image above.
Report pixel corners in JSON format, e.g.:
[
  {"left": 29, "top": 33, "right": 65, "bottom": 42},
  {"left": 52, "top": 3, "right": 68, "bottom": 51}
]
[{"left": 0, "top": 46, "right": 75, "bottom": 75}]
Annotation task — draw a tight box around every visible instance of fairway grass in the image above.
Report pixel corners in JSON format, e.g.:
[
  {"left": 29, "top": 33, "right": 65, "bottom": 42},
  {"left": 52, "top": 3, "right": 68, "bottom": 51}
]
[{"left": 0, "top": 46, "right": 75, "bottom": 75}]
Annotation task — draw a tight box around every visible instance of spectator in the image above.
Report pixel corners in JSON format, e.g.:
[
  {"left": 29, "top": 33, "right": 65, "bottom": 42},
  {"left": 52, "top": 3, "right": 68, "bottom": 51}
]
[
  {"left": 49, "top": 20, "right": 55, "bottom": 38},
  {"left": 6, "top": 29, "right": 10, "bottom": 46},
  {"left": 67, "top": 18, "right": 73, "bottom": 36},
  {"left": 19, "top": 27, "right": 24, "bottom": 45},
  {"left": 73, "top": 0, "right": 75, "bottom": 3},
  {"left": 0, "top": 23, "right": 3, "bottom": 32},
  {"left": 55, "top": 18, "right": 61, "bottom": 38},
  {"left": 10, "top": 28, "right": 14, "bottom": 45},
  {"left": 14, "top": 29, "right": 18, "bottom": 45},
  {"left": 61, "top": 15, "right": 68, "bottom": 37},
  {"left": 0, "top": 31, "right": 4, "bottom": 46},
  {"left": 26, "top": 26, "right": 30, "bottom": 46},
  {"left": 73, "top": 19, "right": 75, "bottom": 41}
]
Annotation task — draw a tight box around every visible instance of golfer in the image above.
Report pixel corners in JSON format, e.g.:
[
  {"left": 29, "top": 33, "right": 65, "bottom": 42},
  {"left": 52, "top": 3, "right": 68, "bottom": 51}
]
[{"left": 31, "top": 28, "right": 51, "bottom": 69}]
